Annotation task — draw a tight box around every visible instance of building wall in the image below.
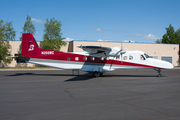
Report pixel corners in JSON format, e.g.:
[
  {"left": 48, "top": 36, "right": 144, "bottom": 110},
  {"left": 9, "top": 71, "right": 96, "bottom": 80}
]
[
  {"left": 60, "top": 42, "right": 69, "bottom": 52},
  {"left": 9, "top": 41, "right": 23, "bottom": 67},
  {"left": 7, "top": 41, "right": 179, "bottom": 67}
]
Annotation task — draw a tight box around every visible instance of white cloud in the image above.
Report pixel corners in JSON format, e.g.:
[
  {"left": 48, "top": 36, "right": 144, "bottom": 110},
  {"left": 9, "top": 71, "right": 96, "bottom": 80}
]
[
  {"left": 97, "top": 39, "right": 111, "bottom": 42},
  {"left": 123, "top": 40, "right": 135, "bottom": 43},
  {"left": 95, "top": 28, "right": 112, "bottom": 32},
  {"left": 143, "top": 34, "right": 160, "bottom": 40},
  {"left": 131, "top": 34, "right": 143, "bottom": 37},
  {"left": 63, "top": 37, "right": 74, "bottom": 41},
  {"left": 95, "top": 28, "right": 101, "bottom": 31},
  {"left": 31, "top": 18, "right": 44, "bottom": 23},
  {"left": 131, "top": 34, "right": 160, "bottom": 40}
]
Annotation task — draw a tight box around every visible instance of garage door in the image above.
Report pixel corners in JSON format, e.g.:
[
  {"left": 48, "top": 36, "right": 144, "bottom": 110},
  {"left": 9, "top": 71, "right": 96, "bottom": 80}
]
[{"left": 161, "top": 57, "right": 172, "bottom": 63}]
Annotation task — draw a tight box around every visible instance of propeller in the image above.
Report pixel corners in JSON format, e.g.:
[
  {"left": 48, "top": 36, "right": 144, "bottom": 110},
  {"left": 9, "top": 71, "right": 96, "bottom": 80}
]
[
  {"left": 112, "top": 43, "right": 126, "bottom": 61},
  {"left": 120, "top": 42, "right": 126, "bottom": 61}
]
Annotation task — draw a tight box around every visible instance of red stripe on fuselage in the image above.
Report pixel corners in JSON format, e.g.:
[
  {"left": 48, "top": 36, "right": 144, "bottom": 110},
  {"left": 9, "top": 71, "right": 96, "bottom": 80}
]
[{"left": 30, "top": 51, "right": 161, "bottom": 69}]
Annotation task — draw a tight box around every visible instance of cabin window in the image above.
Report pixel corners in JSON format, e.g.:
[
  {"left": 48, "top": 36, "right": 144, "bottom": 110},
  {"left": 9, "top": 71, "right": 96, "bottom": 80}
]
[
  {"left": 91, "top": 57, "right": 95, "bottom": 61},
  {"left": 83, "top": 57, "right": 87, "bottom": 61},
  {"left": 140, "top": 55, "right": 145, "bottom": 60},
  {"left": 129, "top": 56, "right": 133, "bottom": 60},
  {"left": 123, "top": 56, "right": 127, "bottom": 60},
  {"left": 100, "top": 57, "right": 104, "bottom": 60},
  {"left": 144, "top": 53, "right": 150, "bottom": 58},
  {"left": 106, "top": 57, "right": 109, "bottom": 60},
  {"left": 116, "top": 57, "right": 120, "bottom": 60},
  {"left": 75, "top": 57, "right": 79, "bottom": 61},
  {"left": 67, "top": 57, "right": 71, "bottom": 61}
]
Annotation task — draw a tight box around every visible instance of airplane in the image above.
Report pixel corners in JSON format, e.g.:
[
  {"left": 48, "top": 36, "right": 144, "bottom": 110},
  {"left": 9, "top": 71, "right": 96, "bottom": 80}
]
[{"left": 20, "top": 33, "right": 173, "bottom": 77}]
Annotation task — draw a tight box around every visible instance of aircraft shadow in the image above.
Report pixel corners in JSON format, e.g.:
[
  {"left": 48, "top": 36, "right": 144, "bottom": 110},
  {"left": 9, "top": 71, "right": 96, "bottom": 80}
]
[
  {"left": 5, "top": 72, "right": 162, "bottom": 82},
  {"left": 64, "top": 73, "right": 93, "bottom": 82},
  {"left": 6, "top": 73, "right": 74, "bottom": 77},
  {"left": 102, "top": 74, "right": 162, "bottom": 77},
  {"left": 5, "top": 72, "right": 93, "bottom": 82}
]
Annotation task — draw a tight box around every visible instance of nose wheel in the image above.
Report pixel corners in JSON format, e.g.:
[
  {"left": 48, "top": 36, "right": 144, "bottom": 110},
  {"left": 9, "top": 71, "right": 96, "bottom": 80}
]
[{"left": 156, "top": 69, "right": 162, "bottom": 77}]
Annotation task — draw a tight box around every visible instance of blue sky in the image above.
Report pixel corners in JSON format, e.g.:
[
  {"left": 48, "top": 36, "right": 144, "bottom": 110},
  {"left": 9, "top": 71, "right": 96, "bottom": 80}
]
[{"left": 1, "top": 0, "right": 180, "bottom": 43}]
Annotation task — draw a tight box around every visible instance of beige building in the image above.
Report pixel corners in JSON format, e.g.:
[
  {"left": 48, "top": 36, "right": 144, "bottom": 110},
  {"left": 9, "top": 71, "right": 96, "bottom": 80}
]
[{"left": 7, "top": 40, "right": 179, "bottom": 67}]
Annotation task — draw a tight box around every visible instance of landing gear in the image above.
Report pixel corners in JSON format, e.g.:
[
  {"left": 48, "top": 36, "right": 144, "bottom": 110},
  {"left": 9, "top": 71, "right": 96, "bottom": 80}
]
[
  {"left": 93, "top": 71, "right": 100, "bottom": 77},
  {"left": 93, "top": 71, "right": 103, "bottom": 77},
  {"left": 156, "top": 69, "right": 162, "bottom": 77},
  {"left": 100, "top": 73, "right": 103, "bottom": 77},
  {"left": 72, "top": 70, "right": 79, "bottom": 75}
]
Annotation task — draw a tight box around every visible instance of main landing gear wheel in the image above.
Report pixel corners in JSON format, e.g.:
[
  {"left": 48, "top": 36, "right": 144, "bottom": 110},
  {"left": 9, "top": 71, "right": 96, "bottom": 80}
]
[
  {"left": 156, "top": 69, "right": 162, "bottom": 77},
  {"left": 100, "top": 73, "right": 103, "bottom": 77},
  {"left": 93, "top": 71, "right": 100, "bottom": 77}
]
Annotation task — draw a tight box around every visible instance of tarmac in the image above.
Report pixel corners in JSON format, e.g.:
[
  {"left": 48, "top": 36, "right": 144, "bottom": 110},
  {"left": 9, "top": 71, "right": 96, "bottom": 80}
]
[{"left": 0, "top": 69, "right": 180, "bottom": 120}]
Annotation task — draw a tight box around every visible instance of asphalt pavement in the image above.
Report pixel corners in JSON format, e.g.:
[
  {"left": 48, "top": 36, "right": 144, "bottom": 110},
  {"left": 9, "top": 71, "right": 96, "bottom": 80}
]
[{"left": 0, "top": 69, "right": 180, "bottom": 120}]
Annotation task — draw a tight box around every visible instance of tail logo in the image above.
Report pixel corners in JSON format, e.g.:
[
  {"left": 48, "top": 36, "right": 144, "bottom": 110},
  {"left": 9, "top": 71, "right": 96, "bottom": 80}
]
[{"left": 28, "top": 44, "right": 34, "bottom": 51}]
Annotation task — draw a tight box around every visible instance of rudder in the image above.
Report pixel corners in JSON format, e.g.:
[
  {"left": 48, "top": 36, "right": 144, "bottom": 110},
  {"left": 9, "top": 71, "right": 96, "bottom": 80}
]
[{"left": 21, "top": 33, "right": 40, "bottom": 57}]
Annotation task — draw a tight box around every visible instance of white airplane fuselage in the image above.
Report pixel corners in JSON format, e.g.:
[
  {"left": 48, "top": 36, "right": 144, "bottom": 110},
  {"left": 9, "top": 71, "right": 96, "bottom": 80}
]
[
  {"left": 27, "top": 51, "right": 173, "bottom": 72},
  {"left": 21, "top": 33, "right": 173, "bottom": 77}
]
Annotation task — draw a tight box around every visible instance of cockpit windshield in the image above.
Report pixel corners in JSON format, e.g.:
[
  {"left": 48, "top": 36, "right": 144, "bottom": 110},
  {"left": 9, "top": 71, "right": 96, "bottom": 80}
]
[{"left": 144, "top": 53, "right": 150, "bottom": 58}]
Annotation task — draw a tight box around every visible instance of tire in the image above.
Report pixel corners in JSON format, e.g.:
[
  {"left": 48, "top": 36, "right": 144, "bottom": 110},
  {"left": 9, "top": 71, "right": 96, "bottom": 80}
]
[
  {"left": 93, "top": 71, "right": 100, "bottom": 77},
  {"left": 157, "top": 74, "right": 162, "bottom": 77},
  {"left": 100, "top": 73, "right": 103, "bottom": 77}
]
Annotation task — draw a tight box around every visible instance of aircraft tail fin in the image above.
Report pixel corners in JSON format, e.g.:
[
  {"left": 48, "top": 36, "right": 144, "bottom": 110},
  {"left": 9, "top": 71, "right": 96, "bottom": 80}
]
[{"left": 21, "top": 33, "right": 40, "bottom": 57}]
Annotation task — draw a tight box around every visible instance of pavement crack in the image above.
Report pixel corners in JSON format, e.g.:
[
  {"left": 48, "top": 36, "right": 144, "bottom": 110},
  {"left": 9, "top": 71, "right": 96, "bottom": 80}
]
[
  {"left": 64, "top": 88, "right": 76, "bottom": 100},
  {"left": 102, "top": 96, "right": 171, "bottom": 119},
  {"left": 0, "top": 99, "right": 66, "bottom": 104},
  {"left": 141, "top": 115, "right": 180, "bottom": 120},
  {"left": 121, "top": 95, "right": 145, "bottom": 102},
  {"left": 58, "top": 84, "right": 76, "bottom": 100},
  {"left": 118, "top": 99, "right": 171, "bottom": 118},
  {"left": 125, "top": 102, "right": 172, "bottom": 118},
  {"left": 119, "top": 89, "right": 146, "bottom": 96},
  {"left": 113, "top": 89, "right": 172, "bottom": 118}
]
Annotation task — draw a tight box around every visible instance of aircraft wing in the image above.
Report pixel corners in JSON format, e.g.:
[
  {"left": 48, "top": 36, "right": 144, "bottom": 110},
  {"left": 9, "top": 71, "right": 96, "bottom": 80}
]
[{"left": 78, "top": 46, "right": 112, "bottom": 57}]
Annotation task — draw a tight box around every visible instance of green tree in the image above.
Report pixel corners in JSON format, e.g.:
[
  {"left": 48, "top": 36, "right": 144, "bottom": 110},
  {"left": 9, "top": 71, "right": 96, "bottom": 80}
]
[
  {"left": 18, "top": 15, "right": 36, "bottom": 54},
  {"left": 41, "top": 17, "right": 66, "bottom": 51},
  {"left": 155, "top": 24, "right": 180, "bottom": 56},
  {"left": 0, "top": 19, "right": 16, "bottom": 67},
  {"left": 156, "top": 24, "right": 180, "bottom": 44},
  {"left": 155, "top": 39, "right": 162, "bottom": 43}
]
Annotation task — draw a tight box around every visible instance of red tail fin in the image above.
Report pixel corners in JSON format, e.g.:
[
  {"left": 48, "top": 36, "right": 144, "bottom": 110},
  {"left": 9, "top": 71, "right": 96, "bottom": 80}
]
[{"left": 21, "top": 33, "right": 40, "bottom": 57}]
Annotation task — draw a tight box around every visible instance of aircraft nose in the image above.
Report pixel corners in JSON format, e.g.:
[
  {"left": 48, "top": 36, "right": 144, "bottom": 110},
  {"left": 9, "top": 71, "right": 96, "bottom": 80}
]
[{"left": 163, "top": 61, "right": 174, "bottom": 69}]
